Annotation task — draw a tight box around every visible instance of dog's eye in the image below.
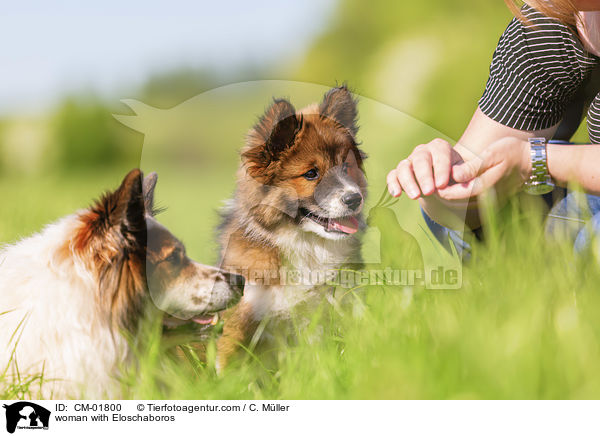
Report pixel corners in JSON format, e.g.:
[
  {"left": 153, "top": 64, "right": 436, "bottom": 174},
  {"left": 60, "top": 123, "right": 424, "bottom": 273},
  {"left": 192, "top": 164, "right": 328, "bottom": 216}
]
[
  {"left": 303, "top": 168, "right": 319, "bottom": 180},
  {"left": 165, "top": 250, "right": 180, "bottom": 264}
]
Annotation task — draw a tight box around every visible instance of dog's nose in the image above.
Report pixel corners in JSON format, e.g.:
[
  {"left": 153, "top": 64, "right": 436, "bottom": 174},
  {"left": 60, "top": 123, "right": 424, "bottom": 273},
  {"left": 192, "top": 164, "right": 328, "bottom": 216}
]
[
  {"left": 223, "top": 272, "right": 245, "bottom": 295},
  {"left": 342, "top": 192, "right": 363, "bottom": 211}
]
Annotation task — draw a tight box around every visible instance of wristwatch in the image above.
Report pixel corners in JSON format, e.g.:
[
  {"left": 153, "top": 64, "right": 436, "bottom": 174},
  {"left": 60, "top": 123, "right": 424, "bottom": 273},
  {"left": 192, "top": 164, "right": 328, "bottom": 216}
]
[{"left": 523, "top": 137, "right": 554, "bottom": 195}]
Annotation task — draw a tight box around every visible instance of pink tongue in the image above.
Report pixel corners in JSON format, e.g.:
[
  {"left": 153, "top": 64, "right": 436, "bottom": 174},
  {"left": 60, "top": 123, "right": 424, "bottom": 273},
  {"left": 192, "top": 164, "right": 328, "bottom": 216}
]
[
  {"left": 328, "top": 216, "right": 359, "bottom": 234},
  {"left": 192, "top": 315, "right": 216, "bottom": 325}
]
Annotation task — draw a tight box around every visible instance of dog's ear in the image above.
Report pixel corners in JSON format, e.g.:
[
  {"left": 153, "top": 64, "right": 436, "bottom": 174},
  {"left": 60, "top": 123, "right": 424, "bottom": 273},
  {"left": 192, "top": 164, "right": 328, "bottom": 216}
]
[
  {"left": 265, "top": 110, "right": 301, "bottom": 161},
  {"left": 77, "top": 169, "right": 146, "bottom": 256},
  {"left": 142, "top": 172, "right": 158, "bottom": 213},
  {"left": 319, "top": 85, "right": 358, "bottom": 136},
  {"left": 106, "top": 169, "right": 146, "bottom": 235},
  {"left": 244, "top": 99, "right": 301, "bottom": 179},
  {"left": 82, "top": 170, "right": 147, "bottom": 332}
]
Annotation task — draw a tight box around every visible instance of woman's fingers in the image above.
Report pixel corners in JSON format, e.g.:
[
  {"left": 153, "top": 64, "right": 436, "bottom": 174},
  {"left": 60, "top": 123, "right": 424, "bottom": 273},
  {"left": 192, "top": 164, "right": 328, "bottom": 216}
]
[
  {"left": 441, "top": 154, "right": 489, "bottom": 200},
  {"left": 387, "top": 162, "right": 422, "bottom": 199},
  {"left": 386, "top": 169, "right": 402, "bottom": 197},
  {"left": 396, "top": 159, "right": 421, "bottom": 199},
  {"left": 426, "top": 139, "right": 453, "bottom": 189},
  {"left": 439, "top": 162, "right": 506, "bottom": 200},
  {"left": 437, "top": 179, "right": 477, "bottom": 200},
  {"left": 432, "top": 147, "right": 452, "bottom": 189},
  {"left": 387, "top": 139, "right": 457, "bottom": 199},
  {"left": 412, "top": 150, "right": 436, "bottom": 195},
  {"left": 451, "top": 145, "right": 498, "bottom": 183},
  {"left": 452, "top": 157, "right": 482, "bottom": 183},
  {"left": 420, "top": 137, "right": 527, "bottom": 201},
  {"left": 452, "top": 162, "right": 475, "bottom": 183}
]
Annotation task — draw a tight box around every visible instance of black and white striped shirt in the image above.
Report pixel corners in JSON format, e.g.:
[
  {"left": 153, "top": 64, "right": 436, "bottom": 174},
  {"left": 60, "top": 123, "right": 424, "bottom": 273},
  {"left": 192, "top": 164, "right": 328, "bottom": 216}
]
[{"left": 479, "top": 5, "right": 600, "bottom": 142}]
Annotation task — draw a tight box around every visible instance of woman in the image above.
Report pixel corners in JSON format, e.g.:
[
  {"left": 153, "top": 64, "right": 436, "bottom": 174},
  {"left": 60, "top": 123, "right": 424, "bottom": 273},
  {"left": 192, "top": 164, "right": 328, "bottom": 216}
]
[{"left": 386, "top": 0, "right": 600, "bottom": 254}]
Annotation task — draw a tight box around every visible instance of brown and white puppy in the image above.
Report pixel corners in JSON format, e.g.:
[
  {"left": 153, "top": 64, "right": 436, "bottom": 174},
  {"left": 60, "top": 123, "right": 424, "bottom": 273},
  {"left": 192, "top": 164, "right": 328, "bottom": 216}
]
[
  {"left": 0, "top": 169, "right": 243, "bottom": 398},
  {"left": 217, "top": 85, "right": 366, "bottom": 368}
]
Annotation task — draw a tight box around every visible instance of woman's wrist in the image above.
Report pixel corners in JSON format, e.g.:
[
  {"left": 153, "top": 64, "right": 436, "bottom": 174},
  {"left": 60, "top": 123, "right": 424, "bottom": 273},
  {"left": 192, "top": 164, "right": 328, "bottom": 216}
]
[
  {"left": 544, "top": 143, "right": 594, "bottom": 191},
  {"left": 520, "top": 138, "right": 533, "bottom": 182},
  {"left": 545, "top": 143, "right": 574, "bottom": 189}
]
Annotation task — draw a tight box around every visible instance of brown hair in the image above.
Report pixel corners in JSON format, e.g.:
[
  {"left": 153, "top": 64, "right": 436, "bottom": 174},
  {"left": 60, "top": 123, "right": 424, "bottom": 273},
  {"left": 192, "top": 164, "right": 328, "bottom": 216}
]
[{"left": 504, "top": 0, "right": 579, "bottom": 26}]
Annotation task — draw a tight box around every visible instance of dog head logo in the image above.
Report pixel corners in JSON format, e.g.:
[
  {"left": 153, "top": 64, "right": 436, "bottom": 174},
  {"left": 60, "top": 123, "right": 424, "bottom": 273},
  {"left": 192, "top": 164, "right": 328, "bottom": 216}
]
[
  {"left": 3, "top": 402, "right": 50, "bottom": 433},
  {"left": 114, "top": 80, "right": 462, "bottom": 290}
]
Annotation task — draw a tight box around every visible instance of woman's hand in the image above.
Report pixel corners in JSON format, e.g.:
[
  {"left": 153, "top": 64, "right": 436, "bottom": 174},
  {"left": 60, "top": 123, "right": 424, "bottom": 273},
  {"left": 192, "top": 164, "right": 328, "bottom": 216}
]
[
  {"left": 437, "top": 137, "right": 531, "bottom": 200},
  {"left": 386, "top": 138, "right": 466, "bottom": 199}
]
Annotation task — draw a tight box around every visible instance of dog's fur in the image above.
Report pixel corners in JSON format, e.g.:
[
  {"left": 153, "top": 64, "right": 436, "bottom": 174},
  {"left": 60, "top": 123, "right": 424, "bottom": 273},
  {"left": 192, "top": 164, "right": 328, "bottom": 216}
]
[
  {"left": 217, "top": 85, "right": 366, "bottom": 367},
  {"left": 0, "top": 169, "right": 243, "bottom": 398}
]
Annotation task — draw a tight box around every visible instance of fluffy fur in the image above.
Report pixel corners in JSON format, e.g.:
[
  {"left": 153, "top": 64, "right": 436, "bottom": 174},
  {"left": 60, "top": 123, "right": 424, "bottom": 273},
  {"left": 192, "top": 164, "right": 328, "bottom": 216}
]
[
  {"left": 0, "top": 169, "right": 243, "bottom": 398},
  {"left": 217, "top": 85, "right": 366, "bottom": 367}
]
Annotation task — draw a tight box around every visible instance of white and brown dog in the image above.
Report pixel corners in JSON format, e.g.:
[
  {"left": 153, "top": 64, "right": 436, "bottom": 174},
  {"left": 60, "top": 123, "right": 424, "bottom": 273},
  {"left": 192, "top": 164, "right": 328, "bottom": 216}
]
[
  {"left": 217, "top": 86, "right": 366, "bottom": 367},
  {"left": 0, "top": 169, "right": 244, "bottom": 398}
]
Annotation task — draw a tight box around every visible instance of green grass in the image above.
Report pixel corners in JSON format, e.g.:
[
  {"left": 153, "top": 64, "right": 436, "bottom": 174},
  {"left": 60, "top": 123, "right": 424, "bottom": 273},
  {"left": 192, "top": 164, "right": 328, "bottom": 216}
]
[
  {"left": 3, "top": 165, "right": 600, "bottom": 399},
  {"left": 125, "top": 202, "right": 600, "bottom": 400},
  {"left": 1, "top": 83, "right": 599, "bottom": 400}
]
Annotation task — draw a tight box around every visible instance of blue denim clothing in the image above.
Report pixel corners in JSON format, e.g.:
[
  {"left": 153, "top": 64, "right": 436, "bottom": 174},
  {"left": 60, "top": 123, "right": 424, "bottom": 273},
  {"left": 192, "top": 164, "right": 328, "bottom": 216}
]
[
  {"left": 423, "top": 192, "right": 600, "bottom": 258},
  {"left": 575, "top": 213, "right": 600, "bottom": 253},
  {"left": 551, "top": 192, "right": 600, "bottom": 253},
  {"left": 421, "top": 208, "right": 473, "bottom": 259}
]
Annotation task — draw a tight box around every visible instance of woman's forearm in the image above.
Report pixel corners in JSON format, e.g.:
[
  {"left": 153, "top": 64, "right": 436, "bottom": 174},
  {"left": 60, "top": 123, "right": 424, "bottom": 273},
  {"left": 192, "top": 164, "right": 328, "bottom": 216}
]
[{"left": 547, "top": 144, "right": 600, "bottom": 195}]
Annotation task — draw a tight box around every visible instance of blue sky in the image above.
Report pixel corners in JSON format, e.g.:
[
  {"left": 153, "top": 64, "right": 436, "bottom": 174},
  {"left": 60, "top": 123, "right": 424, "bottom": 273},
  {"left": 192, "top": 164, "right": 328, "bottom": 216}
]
[{"left": 0, "top": 0, "right": 335, "bottom": 115}]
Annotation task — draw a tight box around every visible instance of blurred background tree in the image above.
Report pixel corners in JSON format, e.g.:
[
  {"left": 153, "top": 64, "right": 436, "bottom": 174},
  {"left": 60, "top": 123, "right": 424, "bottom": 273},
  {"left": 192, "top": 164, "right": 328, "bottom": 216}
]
[
  {"left": 292, "top": 0, "right": 512, "bottom": 139},
  {"left": 51, "top": 97, "right": 136, "bottom": 169},
  {"left": 139, "top": 68, "right": 219, "bottom": 108},
  {"left": 0, "top": 0, "right": 520, "bottom": 176}
]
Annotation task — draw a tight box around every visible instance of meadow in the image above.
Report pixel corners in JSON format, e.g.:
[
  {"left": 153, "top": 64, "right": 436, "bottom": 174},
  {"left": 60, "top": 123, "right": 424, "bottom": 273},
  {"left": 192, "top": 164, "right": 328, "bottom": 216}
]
[
  {"left": 2, "top": 0, "right": 600, "bottom": 400},
  {"left": 2, "top": 85, "right": 600, "bottom": 399}
]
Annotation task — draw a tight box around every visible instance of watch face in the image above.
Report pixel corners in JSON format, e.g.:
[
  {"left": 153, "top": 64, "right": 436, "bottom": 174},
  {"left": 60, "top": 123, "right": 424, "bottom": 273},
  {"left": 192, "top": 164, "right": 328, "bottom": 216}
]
[{"left": 524, "top": 182, "right": 554, "bottom": 195}]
